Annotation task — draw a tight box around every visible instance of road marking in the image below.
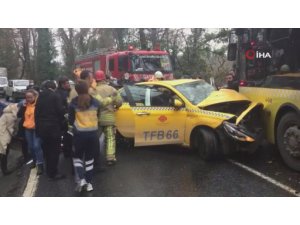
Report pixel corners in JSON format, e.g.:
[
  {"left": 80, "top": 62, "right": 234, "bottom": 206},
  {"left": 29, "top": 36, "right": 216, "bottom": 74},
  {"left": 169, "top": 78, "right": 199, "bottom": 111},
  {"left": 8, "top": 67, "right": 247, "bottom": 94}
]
[
  {"left": 22, "top": 168, "right": 39, "bottom": 197},
  {"left": 227, "top": 159, "right": 300, "bottom": 197}
]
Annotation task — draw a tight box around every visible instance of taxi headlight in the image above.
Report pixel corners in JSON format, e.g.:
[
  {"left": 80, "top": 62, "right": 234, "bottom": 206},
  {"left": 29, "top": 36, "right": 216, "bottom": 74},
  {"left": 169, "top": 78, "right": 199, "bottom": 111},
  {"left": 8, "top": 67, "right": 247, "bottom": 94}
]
[{"left": 223, "top": 121, "right": 255, "bottom": 142}]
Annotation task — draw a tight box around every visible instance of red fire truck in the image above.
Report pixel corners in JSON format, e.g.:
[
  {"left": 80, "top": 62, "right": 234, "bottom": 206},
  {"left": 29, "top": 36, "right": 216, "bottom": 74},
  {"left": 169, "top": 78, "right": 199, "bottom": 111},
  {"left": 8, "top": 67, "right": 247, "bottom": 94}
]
[{"left": 74, "top": 46, "right": 173, "bottom": 83}]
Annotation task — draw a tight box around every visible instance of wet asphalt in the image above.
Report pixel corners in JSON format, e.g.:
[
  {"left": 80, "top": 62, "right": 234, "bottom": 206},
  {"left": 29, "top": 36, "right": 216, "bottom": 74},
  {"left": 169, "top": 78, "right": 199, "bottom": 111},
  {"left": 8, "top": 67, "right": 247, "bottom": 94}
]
[
  {"left": 34, "top": 144, "right": 299, "bottom": 197},
  {"left": 1, "top": 99, "right": 300, "bottom": 197},
  {"left": 0, "top": 141, "right": 29, "bottom": 197}
]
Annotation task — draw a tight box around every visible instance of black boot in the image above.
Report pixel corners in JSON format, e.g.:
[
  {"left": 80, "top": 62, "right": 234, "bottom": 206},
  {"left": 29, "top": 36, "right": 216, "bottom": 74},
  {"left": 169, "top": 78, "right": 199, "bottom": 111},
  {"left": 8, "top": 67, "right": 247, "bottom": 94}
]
[{"left": 37, "top": 164, "right": 44, "bottom": 175}]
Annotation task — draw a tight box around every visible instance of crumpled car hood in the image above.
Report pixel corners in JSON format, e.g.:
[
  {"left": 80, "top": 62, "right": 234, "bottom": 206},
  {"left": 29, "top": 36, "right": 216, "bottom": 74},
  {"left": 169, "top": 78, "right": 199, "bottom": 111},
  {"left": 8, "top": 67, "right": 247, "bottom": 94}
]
[
  {"left": 197, "top": 88, "right": 263, "bottom": 125},
  {"left": 197, "top": 88, "right": 250, "bottom": 108}
]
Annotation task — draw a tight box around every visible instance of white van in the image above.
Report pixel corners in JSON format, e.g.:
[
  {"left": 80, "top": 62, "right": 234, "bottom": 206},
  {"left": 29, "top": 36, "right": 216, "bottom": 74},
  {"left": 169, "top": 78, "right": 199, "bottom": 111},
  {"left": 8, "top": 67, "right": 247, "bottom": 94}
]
[
  {"left": 0, "top": 76, "right": 8, "bottom": 97},
  {"left": 5, "top": 79, "right": 30, "bottom": 102}
]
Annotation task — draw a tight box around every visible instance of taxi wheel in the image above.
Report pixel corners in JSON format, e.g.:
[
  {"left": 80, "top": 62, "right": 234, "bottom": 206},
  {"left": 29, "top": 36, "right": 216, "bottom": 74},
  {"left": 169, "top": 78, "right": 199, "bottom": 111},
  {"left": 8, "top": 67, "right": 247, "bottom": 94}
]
[
  {"left": 277, "top": 112, "right": 300, "bottom": 172},
  {"left": 196, "top": 127, "right": 219, "bottom": 161}
]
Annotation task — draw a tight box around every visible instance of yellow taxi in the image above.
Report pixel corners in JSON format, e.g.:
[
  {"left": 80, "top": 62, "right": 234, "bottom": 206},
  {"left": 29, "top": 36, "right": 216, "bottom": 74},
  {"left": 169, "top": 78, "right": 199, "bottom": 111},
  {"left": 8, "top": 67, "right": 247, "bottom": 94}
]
[
  {"left": 240, "top": 73, "right": 300, "bottom": 171},
  {"left": 116, "top": 79, "right": 263, "bottom": 160}
]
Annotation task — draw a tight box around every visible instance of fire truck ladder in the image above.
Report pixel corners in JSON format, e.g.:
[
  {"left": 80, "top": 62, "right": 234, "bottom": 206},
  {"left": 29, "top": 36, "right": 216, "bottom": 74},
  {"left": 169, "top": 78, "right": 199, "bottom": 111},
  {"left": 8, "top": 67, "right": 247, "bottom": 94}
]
[{"left": 75, "top": 48, "right": 117, "bottom": 61}]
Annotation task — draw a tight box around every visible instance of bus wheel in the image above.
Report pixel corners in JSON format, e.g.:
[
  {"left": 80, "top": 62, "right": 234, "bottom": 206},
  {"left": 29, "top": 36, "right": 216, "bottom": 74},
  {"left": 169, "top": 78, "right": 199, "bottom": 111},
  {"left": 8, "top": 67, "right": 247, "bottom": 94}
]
[
  {"left": 195, "top": 127, "right": 219, "bottom": 160},
  {"left": 277, "top": 112, "right": 300, "bottom": 171}
]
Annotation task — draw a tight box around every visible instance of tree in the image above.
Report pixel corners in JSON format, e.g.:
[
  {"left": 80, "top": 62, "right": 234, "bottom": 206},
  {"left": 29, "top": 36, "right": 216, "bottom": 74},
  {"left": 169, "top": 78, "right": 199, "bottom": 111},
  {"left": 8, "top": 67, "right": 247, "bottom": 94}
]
[
  {"left": 139, "top": 28, "right": 147, "bottom": 50},
  {"left": 174, "top": 28, "right": 230, "bottom": 80},
  {"left": 57, "top": 28, "right": 76, "bottom": 77},
  {"left": 17, "top": 28, "right": 32, "bottom": 79},
  {"left": 36, "top": 28, "right": 58, "bottom": 82},
  {"left": 113, "top": 28, "right": 127, "bottom": 50},
  {"left": 0, "top": 29, "right": 20, "bottom": 79},
  {"left": 74, "top": 28, "right": 93, "bottom": 55}
]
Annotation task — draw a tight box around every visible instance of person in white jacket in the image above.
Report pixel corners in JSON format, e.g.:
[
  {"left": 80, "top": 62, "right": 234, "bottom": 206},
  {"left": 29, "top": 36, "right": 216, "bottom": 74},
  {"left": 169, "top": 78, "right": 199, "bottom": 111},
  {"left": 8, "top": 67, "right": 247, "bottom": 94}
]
[{"left": 0, "top": 103, "right": 18, "bottom": 175}]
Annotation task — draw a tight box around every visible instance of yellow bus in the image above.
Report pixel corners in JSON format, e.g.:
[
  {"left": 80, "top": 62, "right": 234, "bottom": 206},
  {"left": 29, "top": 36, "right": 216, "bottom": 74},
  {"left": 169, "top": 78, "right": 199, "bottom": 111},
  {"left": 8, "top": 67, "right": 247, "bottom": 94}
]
[
  {"left": 240, "top": 74, "right": 300, "bottom": 171},
  {"left": 227, "top": 28, "right": 300, "bottom": 171}
]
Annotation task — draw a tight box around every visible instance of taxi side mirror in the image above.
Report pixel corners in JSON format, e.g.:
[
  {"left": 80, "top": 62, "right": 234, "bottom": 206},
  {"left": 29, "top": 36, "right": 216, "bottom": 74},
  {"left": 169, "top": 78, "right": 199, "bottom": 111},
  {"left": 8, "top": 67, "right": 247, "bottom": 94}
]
[{"left": 173, "top": 99, "right": 183, "bottom": 108}]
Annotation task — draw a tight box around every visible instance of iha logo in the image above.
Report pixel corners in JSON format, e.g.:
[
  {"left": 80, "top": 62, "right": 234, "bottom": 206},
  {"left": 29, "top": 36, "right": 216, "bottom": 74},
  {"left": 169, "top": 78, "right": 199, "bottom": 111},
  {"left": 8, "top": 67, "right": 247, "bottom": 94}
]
[{"left": 245, "top": 50, "right": 272, "bottom": 60}]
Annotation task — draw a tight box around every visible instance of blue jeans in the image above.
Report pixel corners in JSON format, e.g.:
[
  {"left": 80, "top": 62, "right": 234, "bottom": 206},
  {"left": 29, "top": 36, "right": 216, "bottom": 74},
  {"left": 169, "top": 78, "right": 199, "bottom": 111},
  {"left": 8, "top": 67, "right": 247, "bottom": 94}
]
[{"left": 25, "top": 129, "right": 44, "bottom": 165}]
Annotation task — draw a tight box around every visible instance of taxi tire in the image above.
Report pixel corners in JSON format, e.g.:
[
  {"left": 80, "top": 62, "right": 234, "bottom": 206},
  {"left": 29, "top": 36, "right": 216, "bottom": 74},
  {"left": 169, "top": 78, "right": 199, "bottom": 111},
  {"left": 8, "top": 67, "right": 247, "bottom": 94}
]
[
  {"left": 196, "top": 127, "right": 219, "bottom": 161},
  {"left": 277, "top": 112, "right": 300, "bottom": 172}
]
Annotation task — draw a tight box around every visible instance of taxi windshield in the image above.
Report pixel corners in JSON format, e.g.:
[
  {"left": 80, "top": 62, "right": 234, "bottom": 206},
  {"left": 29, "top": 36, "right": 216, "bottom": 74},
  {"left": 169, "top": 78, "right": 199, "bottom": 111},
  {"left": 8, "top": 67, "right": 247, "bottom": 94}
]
[{"left": 174, "top": 80, "right": 215, "bottom": 105}]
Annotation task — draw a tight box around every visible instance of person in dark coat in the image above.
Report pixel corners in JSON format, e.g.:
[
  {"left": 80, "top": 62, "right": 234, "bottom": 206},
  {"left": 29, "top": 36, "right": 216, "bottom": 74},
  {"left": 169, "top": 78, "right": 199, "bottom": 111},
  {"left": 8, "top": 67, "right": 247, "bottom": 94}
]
[
  {"left": 56, "top": 76, "right": 72, "bottom": 158},
  {"left": 35, "top": 80, "right": 65, "bottom": 180}
]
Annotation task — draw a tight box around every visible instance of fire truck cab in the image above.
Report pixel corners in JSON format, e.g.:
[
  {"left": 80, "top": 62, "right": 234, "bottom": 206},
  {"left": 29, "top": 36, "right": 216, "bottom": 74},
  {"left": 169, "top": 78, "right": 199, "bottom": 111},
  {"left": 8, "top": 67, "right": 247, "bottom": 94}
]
[{"left": 74, "top": 46, "right": 173, "bottom": 84}]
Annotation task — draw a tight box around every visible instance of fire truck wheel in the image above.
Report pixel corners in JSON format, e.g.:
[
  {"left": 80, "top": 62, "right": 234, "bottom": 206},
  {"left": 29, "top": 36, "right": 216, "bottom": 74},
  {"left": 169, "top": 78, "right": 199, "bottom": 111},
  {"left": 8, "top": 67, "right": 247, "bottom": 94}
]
[
  {"left": 277, "top": 112, "right": 300, "bottom": 172},
  {"left": 195, "top": 127, "right": 219, "bottom": 161}
]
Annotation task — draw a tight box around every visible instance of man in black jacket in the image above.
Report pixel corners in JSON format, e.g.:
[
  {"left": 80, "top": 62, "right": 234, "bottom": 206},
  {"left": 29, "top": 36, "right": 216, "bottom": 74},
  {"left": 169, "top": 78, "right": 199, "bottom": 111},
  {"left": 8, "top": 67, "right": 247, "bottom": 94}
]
[
  {"left": 35, "top": 80, "right": 65, "bottom": 180},
  {"left": 56, "top": 76, "right": 72, "bottom": 158}
]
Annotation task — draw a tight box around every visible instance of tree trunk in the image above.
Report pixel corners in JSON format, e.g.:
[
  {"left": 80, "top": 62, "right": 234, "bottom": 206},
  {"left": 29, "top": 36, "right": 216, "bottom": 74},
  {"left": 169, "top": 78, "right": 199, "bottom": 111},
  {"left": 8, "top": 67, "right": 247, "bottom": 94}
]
[
  {"left": 19, "top": 29, "right": 32, "bottom": 79},
  {"left": 139, "top": 28, "right": 147, "bottom": 50}
]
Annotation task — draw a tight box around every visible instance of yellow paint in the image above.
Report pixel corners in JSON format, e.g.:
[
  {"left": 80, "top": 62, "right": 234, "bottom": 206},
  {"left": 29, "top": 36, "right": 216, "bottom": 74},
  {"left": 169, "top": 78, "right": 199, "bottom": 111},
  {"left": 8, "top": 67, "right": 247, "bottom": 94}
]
[
  {"left": 116, "top": 80, "right": 260, "bottom": 147},
  {"left": 240, "top": 82, "right": 300, "bottom": 144},
  {"left": 197, "top": 88, "right": 249, "bottom": 108}
]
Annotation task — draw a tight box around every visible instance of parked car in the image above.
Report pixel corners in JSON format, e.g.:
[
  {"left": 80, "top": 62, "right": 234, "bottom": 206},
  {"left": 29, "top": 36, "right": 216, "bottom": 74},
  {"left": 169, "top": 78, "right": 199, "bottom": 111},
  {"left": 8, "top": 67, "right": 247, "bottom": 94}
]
[
  {"left": 5, "top": 79, "right": 30, "bottom": 102},
  {"left": 115, "top": 79, "right": 264, "bottom": 160}
]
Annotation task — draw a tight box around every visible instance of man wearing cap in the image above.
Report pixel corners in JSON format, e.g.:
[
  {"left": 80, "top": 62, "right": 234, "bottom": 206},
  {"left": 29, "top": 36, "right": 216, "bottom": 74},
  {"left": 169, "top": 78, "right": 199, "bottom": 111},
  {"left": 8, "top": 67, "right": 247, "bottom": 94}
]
[{"left": 94, "top": 70, "right": 123, "bottom": 166}]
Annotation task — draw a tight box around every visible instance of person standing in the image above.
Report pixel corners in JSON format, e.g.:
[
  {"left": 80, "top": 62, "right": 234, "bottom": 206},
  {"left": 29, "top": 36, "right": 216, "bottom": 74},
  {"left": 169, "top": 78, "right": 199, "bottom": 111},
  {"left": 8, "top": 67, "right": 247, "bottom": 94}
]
[
  {"left": 17, "top": 100, "right": 30, "bottom": 164},
  {"left": 94, "top": 70, "right": 123, "bottom": 165},
  {"left": 0, "top": 104, "right": 19, "bottom": 175},
  {"left": 79, "top": 70, "right": 96, "bottom": 95},
  {"left": 20, "top": 90, "right": 44, "bottom": 175},
  {"left": 56, "top": 76, "right": 72, "bottom": 158},
  {"left": 35, "top": 80, "right": 65, "bottom": 180},
  {"left": 69, "top": 80, "right": 100, "bottom": 192},
  {"left": 80, "top": 70, "right": 115, "bottom": 168}
]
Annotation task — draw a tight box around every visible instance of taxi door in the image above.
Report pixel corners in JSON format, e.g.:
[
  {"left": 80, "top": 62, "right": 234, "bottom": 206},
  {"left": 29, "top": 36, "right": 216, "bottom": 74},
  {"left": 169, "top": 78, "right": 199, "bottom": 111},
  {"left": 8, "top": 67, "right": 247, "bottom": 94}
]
[{"left": 125, "top": 85, "right": 187, "bottom": 147}]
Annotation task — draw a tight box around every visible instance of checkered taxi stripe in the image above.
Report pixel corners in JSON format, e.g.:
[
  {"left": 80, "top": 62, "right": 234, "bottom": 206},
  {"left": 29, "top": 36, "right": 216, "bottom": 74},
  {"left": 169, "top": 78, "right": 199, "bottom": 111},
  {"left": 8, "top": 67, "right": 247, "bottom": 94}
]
[
  {"left": 129, "top": 106, "right": 231, "bottom": 119},
  {"left": 132, "top": 107, "right": 180, "bottom": 111}
]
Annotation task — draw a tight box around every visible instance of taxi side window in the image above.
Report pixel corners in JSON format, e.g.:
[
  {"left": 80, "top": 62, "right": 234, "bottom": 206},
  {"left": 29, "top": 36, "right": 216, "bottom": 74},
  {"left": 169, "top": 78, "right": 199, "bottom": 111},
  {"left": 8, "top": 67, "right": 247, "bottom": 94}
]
[
  {"left": 120, "top": 89, "right": 128, "bottom": 102},
  {"left": 150, "top": 87, "right": 175, "bottom": 107},
  {"left": 122, "top": 85, "right": 147, "bottom": 106}
]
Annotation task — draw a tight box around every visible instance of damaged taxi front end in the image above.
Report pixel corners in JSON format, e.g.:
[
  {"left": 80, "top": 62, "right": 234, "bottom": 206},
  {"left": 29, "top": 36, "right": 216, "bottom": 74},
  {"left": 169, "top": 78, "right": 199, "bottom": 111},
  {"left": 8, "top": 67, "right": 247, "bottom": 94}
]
[{"left": 198, "top": 89, "right": 264, "bottom": 155}]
